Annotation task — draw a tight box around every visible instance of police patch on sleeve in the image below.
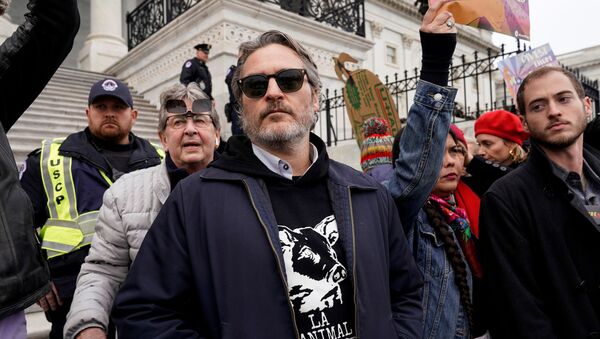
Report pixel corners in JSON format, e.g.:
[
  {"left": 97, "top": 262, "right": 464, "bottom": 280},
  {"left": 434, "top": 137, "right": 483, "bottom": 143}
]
[{"left": 185, "top": 61, "right": 192, "bottom": 68}]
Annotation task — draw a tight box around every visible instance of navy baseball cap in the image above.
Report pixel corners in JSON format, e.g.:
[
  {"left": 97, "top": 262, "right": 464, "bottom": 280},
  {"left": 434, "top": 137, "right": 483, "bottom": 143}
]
[{"left": 88, "top": 78, "right": 134, "bottom": 108}]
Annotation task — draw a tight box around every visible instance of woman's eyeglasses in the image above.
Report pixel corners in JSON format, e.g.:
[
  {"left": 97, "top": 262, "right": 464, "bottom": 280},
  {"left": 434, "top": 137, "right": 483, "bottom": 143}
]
[
  {"left": 165, "top": 99, "right": 213, "bottom": 129},
  {"left": 238, "top": 68, "right": 306, "bottom": 98}
]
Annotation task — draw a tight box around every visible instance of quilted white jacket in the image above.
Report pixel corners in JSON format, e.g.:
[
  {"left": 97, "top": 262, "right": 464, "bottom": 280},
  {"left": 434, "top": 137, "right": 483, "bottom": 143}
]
[{"left": 64, "top": 162, "right": 170, "bottom": 338}]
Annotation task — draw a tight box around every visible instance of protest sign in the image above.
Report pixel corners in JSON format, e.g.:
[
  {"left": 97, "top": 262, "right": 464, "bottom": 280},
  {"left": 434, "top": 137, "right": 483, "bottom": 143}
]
[
  {"left": 333, "top": 53, "right": 401, "bottom": 147},
  {"left": 430, "top": 0, "right": 530, "bottom": 39},
  {"left": 497, "top": 43, "right": 559, "bottom": 100}
]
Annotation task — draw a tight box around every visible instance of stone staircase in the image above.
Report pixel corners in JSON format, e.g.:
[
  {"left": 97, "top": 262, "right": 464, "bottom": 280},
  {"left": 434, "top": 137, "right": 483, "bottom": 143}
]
[{"left": 7, "top": 67, "right": 161, "bottom": 166}]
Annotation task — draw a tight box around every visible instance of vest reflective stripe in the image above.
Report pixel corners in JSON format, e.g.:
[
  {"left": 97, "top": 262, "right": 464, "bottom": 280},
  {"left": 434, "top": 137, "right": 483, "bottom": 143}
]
[
  {"left": 98, "top": 170, "right": 113, "bottom": 186},
  {"left": 39, "top": 138, "right": 110, "bottom": 259},
  {"left": 77, "top": 211, "right": 99, "bottom": 235},
  {"left": 41, "top": 138, "right": 78, "bottom": 220},
  {"left": 151, "top": 143, "right": 166, "bottom": 160}
]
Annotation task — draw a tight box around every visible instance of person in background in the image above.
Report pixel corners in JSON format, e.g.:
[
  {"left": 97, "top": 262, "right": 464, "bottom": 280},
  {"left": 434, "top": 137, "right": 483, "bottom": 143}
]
[
  {"left": 112, "top": 27, "right": 424, "bottom": 338},
  {"left": 360, "top": 117, "right": 394, "bottom": 182},
  {"left": 480, "top": 66, "right": 600, "bottom": 337},
  {"left": 180, "top": 43, "right": 213, "bottom": 100},
  {"left": 409, "top": 128, "right": 483, "bottom": 338},
  {"left": 0, "top": 0, "right": 79, "bottom": 338},
  {"left": 20, "top": 78, "right": 163, "bottom": 339},
  {"left": 474, "top": 109, "right": 529, "bottom": 168},
  {"left": 388, "top": 3, "right": 487, "bottom": 334},
  {"left": 64, "top": 83, "right": 219, "bottom": 339},
  {"left": 225, "top": 63, "right": 244, "bottom": 136}
]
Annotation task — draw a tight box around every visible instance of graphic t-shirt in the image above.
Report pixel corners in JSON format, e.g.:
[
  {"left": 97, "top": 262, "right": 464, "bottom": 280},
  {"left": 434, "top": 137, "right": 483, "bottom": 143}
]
[
  {"left": 234, "top": 137, "right": 356, "bottom": 338},
  {"left": 279, "top": 215, "right": 356, "bottom": 339},
  {"left": 267, "top": 175, "right": 356, "bottom": 339}
]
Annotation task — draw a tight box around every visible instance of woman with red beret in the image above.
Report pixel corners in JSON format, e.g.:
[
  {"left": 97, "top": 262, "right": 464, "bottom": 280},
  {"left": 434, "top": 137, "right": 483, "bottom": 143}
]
[{"left": 475, "top": 109, "right": 529, "bottom": 168}]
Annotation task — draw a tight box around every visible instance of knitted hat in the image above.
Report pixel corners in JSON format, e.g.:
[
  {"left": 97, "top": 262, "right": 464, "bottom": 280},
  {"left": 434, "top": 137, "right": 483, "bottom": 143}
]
[
  {"left": 474, "top": 110, "right": 529, "bottom": 146},
  {"left": 360, "top": 117, "right": 394, "bottom": 172},
  {"left": 449, "top": 124, "right": 467, "bottom": 149}
]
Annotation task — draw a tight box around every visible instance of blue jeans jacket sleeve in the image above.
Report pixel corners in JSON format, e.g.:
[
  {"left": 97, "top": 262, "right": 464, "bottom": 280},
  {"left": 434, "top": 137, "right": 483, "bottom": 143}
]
[{"left": 387, "top": 80, "right": 456, "bottom": 229}]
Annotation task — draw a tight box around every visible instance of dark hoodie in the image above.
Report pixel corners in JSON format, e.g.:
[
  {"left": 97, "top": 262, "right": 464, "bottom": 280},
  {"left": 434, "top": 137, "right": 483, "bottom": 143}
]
[{"left": 210, "top": 134, "right": 356, "bottom": 338}]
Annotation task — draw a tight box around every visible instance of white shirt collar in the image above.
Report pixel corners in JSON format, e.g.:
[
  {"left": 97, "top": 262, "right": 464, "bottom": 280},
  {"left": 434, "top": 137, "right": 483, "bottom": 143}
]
[{"left": 251, "top": 143, "right": 318, "bottom": 180}]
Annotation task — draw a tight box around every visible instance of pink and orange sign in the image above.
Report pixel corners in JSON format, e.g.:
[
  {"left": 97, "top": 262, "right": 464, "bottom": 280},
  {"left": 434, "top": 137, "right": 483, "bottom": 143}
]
[{"left": 430, "top": 0, "right": 530, "bottom": 40}]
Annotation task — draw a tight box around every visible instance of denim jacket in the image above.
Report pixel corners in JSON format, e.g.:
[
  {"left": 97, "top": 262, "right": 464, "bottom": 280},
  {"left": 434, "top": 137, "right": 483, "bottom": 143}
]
[
  {"left": 387, "top": 80, "right": 456, "bottom": 229},
  {"left": 387, "top": 80, "right": 469, "bottom": 338},
  {"left": 408, "top": 210, "right": 472, "bottom": 339}
]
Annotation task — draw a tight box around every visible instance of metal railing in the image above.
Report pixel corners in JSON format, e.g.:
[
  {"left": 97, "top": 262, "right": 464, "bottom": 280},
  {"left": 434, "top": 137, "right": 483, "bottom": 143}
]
[
  {"left": 127, "top": 0, "right": 201, "bottom": 49},
  {"left": 317, "top": 44, "right": 600, "bottom": 146},
  {"left": 127, "top": 0, "right": 365, "bottom": 49},
  {"left": 259, "top": 0, "right": 365, "bottom": 37}
]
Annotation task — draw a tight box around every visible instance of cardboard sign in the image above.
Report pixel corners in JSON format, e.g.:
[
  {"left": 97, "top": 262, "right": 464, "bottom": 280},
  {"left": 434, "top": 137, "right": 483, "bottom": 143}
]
[
  {"left": 497, "top": 44, "right": 559, "bottom": 100},
  {"left": 430, "top": 0, "right": 530, "bottom": 40},
  {"left": 333, "top": 53, "right": 401, "bottom": 146}
]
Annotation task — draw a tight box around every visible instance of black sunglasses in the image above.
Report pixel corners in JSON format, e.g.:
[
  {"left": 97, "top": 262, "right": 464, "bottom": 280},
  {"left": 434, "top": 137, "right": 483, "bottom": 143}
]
[
  {"left": 238, "top": 68, "right": 306, "bottom": 98},
  {"left": 165, "top": 99, "right": 212, "bottom": 114}
]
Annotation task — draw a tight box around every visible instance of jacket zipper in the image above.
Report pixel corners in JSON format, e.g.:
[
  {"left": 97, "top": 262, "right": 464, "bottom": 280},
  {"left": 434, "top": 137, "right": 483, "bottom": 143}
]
[
  {"left": 347, "top": 187, "right": 360, "bottom": 339},
  {"left": 242, "top": 180, "right": 301, "bottom": 339}
]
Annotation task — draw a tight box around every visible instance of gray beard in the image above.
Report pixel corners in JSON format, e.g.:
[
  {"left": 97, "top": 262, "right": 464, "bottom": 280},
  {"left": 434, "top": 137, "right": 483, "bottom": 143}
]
[
  {"left": 0, "top": 0, "right": 11, "bottom": 16},
  {"left": 241, "top": 110, "right": 316, "bottom": 152}
]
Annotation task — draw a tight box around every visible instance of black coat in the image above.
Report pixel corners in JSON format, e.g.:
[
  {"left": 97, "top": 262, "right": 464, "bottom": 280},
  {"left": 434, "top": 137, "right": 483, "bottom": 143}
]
[
  {"left": 0, "top": 0, "right": 79, "bottom": 320},
  {"left": 480, "top": 142, "right": 600, "bottom": 338},
  {"left": 180, "top": 58, "right": 212, "bottom": 99}
]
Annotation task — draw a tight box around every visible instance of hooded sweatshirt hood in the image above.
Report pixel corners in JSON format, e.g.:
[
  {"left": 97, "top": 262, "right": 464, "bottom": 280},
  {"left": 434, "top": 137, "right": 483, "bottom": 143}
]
[{"left": 210, "top": 133, "right": 330, "bottom": 185}]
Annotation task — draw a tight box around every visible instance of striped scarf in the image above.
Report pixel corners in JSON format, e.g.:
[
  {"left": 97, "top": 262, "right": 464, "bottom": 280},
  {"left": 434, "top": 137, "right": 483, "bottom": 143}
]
[{"left": 430, "top": 194, "right": 483, "bottom": 278}]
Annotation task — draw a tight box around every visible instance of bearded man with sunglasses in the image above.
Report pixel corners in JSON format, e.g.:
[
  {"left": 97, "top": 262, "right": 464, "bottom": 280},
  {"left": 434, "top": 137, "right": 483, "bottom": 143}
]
[
  {"left": 19, "top": 78, "right": 163, "bottom": 339},
  {"left": 63, "top": 83, "right": 219, "bottom": 339},
  {"left": 113, "top": 8, "right": 456, "bottom": 335}
]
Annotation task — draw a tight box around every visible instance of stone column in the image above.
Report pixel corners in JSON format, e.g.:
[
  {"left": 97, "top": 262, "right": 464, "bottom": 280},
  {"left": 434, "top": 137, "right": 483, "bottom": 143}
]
[{"left": 78, "top": 0, "right": 128, "bottom": 72}]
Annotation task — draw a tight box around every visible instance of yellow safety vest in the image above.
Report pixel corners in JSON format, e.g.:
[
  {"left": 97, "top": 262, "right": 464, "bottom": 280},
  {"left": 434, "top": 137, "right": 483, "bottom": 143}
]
[
  {"left": 38, "top": 138, "right": 113, "bottom": 259},
  {"left": 38, "top": 138, "right": 164, "bottom": 259}
]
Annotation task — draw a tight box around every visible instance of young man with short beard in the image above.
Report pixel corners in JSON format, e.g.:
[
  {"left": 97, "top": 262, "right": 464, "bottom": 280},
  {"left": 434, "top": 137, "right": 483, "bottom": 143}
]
[
  {"left": 480, "top": 66, "right": 600, "bottom": 338},
  {"left": 0, "top": 0, "right": 79, "bottom": 337},
  {"left": 112, "top": 4, "right": 458, "bottom": 337},
  {"left": 19, "top": 78, "right": 163, "bottom": 339}
]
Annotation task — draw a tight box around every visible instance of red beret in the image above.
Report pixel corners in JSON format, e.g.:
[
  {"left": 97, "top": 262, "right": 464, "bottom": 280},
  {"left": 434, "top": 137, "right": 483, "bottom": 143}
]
[
  {"left": 474, "top": 110, "right": 529, "bottom": 146},
  {"left": 450, "top": 124, "right": 467, "bottom": 149}
]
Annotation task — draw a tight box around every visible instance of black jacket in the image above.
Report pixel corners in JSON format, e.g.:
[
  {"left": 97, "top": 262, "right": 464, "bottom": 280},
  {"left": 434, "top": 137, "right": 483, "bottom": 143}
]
[
  {"left": 180, "top": 58, "right": 212, "bottom": 99},
  {"left": 0, "top": 0, "right": 79, "bottom": 320},
  {"left": 113, "top": 134, "right": 423, "bottom": 338},
  {"left": 20, "top": 129, "right": 161, "bottom": 298},
  {"left": 480, "top": 142, "right": 600, "bottom": 338}
]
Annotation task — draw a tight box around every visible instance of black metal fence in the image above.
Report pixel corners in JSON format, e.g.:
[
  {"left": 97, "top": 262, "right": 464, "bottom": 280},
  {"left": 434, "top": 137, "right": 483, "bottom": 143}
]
[
  {"left": 260, "top": 0, "right": 365, "bottom": 37},
  {"left": 127, "top": 0, "right": 364, "bottom": 50},
  {"left": 127, "top": 0, "right": 201, "bottom": 49},
  {"left": 317, "top": 43, "right": 600, "bottom": 146}
]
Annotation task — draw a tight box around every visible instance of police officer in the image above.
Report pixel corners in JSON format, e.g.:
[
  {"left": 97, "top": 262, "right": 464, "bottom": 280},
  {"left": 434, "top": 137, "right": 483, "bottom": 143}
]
[
  {"left": 20, "top": 78, "right": 163, "bottom": 339},
  {"left": 180, "top": 43, "right": 213, "bottom": 100},
  {"left": 224, "top": 64, "right": 244, "bottom": 136}
]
